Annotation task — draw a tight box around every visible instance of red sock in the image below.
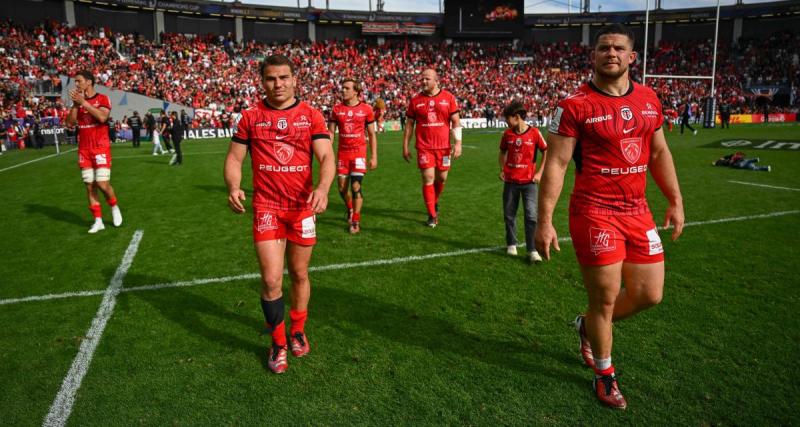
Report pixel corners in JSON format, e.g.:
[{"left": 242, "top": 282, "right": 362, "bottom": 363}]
[
  {"left": 434, "top": 181, "right": 444, "bottom": 202},
  {"left": 89, "top": 204, "right": 102, "bottom": 219},
  {"left": 346, "top": 199, "right": 353, "bottom": 210},
  {"left": 352, "top": 212, "right": 361, "bottom": 222},
  {"left": 594, "top": 365, "right": 615, "bottom": 377},
  {"left": 271, "top": 321, "right": 287, "bottom": 347},
  {"left": 289, "top": 309, "right": 308, "bottom": 335},
  {"left": 107, "top": 197, "right": 117, "bottom": 207},
  {"left": 422, "top": 184, "right": 436, "bottom": 217}
]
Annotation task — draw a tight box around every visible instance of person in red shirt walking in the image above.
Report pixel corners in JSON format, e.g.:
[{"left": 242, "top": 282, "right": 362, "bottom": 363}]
[
  {"left": 402, "top": 69, "right": 462, "bottom": 227},
  {"left": 224, "top": 54, "right": 335, "bottom": 374},
  {"left": 536, "top": 24, "right": 684, "bottom": 409},
  {"left": 499, "top": 101, "right": 547, "bottom": 263},
  {"left": 65, "top": 70, "right": 123, "bottom": 234},
  {"left": 328, "top": 78, "right": 378, "bottom": 234}
]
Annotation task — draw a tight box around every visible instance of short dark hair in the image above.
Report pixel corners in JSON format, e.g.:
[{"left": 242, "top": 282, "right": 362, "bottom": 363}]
[
  {"left": 503, "top": 100, "right": 527, "bottom": 119},
  {"left": 76, "top": 70, "right": 95, "bottom": 85},
  {"left": 260, "top": 54, "right": 295, "bottom": 78},
  {"left": 594, "top": 24, "right": 635, "bottom": 47}
]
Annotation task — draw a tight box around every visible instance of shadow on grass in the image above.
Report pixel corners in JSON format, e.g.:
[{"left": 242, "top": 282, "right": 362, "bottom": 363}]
[
  {"left": 24, "top": 203, "right": 86, "bottom": 227},
  {"left": 124, "top": 272, "right": 268, "bottom": 372},
  {"left": 311, "top": 285, "right": 585, "bottom": 386}
]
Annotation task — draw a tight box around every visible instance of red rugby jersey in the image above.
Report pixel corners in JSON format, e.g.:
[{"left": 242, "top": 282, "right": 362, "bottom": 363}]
[
  {"left": 232, "top": 99, "right": 330, "bottom": 211},
  {"left": 405, "top": 89, "right": 459, "bottom": 150},
  {"left": 76, "top": 93, "right": 111, "bottom": 150},
  {"left": 548, "top": 81, "right": 664, "bottom": 215},
  {"left": 499, "top": 126, "right": 548, "bottom": 184},
  {"left": 330, "top": 102, "right": 375, "bottom": 153}
]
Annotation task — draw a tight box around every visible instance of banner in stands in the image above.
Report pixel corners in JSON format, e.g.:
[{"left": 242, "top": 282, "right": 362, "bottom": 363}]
[
  {"left": 320, "top": 11, "right": 442, "bottom": 24},
  {"left": 362, "top": 22, "right": 436, "bottom": 36},
  {"left": 183, "top": 128, "right": 235, "bottom": 140},
  {"left": 724, "top": 114, "right": 797, "bottom": 124}
]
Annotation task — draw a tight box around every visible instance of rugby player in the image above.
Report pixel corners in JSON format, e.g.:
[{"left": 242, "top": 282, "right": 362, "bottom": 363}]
[
  {"left": 402, "top": 69, "right": 462, "bottom": 227},
  {"left": 328, "top": 78, "right": 378, "bottom": 234},
  {"left": 65, "top": 70, "right": 123, "bottom": 234},
  {"left": 224, "top": 54, "right": 335, "bottom": 374},
  {"left": 536, "top": 24, "right": 684, "bottom": 409}
]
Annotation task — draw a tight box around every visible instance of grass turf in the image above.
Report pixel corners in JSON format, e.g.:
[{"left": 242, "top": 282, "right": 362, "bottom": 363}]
[{"left": 0, "top": 124, "right": 798, "bottom": 425}]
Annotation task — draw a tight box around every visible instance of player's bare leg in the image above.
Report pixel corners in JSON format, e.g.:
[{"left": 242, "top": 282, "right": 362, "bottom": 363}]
[
  {"left": 255, "top": 239, "right": 289, "bottom": 373},
  {"left": 95, "top": 179, "right": 122, "bottom": 227},
  {"left": 350, "top": 174, "right": 363, "bottom": 234},
  {"left": 287, "top": 242, "right": 313, "bottom": 357},
  {"left": 434, "top": 168, "right": 448, "bottom": 217},
  {"left": 421, "top": 168, "right": 438, "bottom": 227},
  {"left": 580, "top": 262, "right": 627, "bottom": 409},
  {"left": 612, "top": 262, "right": 664, "bottom": 321},
  {"left": 85, "top": 181, "right": 105, "bottom": 234},
  {"left": 337, "top": 175, "right": 352, "bottom": 223}
]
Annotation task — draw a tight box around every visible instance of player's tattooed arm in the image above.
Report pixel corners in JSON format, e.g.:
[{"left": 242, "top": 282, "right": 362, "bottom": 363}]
[
  {"left": 649, "top": 127, "right": 684, "bottom": 241},
  {"left": 224, "top": 142, "right": 248, "bottom": 214}
]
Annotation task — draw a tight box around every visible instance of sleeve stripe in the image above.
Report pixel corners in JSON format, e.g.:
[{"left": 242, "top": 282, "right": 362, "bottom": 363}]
[
  {"left": 312, "top": 133, "right": 331, "bottom": 141},
  {"left": 231, "top": 136, "right": 249, "bottom": 145},
  {"left": 449, "top": 110, "right": 460, "bottom": 117},
  {"left": 365, "top": 120, "right": 375, "bottom": 125}
]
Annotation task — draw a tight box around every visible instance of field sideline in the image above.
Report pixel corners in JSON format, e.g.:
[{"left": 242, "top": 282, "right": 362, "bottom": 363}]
[{"left": 1, "top": 125, "right": 799, "bottom": 425}]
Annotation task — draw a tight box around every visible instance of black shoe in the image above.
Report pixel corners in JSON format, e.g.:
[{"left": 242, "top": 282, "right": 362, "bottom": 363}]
[{"left": 426, "top": 215, "right": 438, "bottom": 228}]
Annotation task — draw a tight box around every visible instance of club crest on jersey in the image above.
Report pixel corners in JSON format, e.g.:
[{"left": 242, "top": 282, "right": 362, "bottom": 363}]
[
  {"left": 428, "top": 100, "right": 435, "bottom": 108},
  {"left": 620, "top": 137, "right": 642, "bottom": 164},
  {"left": 274, "top": 142, "right": 294, "bottom": 165},
  {"left": 277, "top": 118, "right": 288, "bottom": 130},
  {"left": 590, "top": 227, "right": 616, "bottom": 255},
  {"left": 620, "top": 106, "right": 633, "bottom": 121},
  {"left": 515, "top": 138, "right": 522, "bottom": 146},
  {"left": 347, "top": 110, "right": 353, "bottom": 117},
  {"left": 256, "top": 211, "right": 279, "bottom": 233}
]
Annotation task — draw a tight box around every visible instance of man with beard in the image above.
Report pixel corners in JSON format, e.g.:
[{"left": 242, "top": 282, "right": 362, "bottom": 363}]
[{"left": 536, "top": 24, "right": 684, "bottom": 409}]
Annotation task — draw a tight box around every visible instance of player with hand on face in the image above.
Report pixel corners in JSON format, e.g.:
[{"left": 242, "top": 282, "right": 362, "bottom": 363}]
[
  {"left": 402, "top": 69, "right": 462, "bottom": 228},
  {"left": 328, "top": 78, "right": 378, "bottom": 234},
  {"left": 224, "top": 54, "right": 335, "bottom": 374},
  {"left": 65, "top": 70, "right": 123, "bottom": 234},
  {"left": 536, "top": 24, "right": 684, "bottom": 409}
]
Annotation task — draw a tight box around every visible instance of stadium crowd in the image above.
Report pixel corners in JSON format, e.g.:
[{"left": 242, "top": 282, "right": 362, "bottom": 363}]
[{"left": 1, "top": 18, "right": 798, "bottom": 130}]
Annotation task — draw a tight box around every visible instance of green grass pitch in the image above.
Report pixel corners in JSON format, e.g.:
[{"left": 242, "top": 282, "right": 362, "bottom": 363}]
[{"left": 1, "top": 124, "right": 798, "bottom": 425}]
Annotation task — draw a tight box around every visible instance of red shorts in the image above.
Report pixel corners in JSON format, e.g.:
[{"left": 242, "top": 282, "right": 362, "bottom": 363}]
[
  {"left": 78, "top": 148, "right": 112, "bottom": 170},
  {"left": 417, "top": 148, "right": 451, "bottom": 171},
  {"left": 337, "top": 150, "right": 367, "bottom": 176},
  {"left": 253, "top": 207, "right": 316, "bottom": 245},
  {"left": 569, "top": 212, "right": 664, "bottom": 266}
]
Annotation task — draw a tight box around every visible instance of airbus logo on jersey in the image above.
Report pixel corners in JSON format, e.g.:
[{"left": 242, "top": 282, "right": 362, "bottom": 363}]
[
  {"left": 255, "top": 121, "right": 272, "bottom": 127},
  {"left": 585, "top": 114, "right": 612, "bottom": 124}
]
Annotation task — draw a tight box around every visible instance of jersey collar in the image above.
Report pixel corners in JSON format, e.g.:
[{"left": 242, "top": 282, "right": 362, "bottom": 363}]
[
  {"left": 262, "top": 97, "right": 300, "bottom": 111},
  {"left": 420, "top": 88, "right": 442, "bottom": 98},
  {"left": 588, "top": 80, "right": 634, "bottom": 98}
]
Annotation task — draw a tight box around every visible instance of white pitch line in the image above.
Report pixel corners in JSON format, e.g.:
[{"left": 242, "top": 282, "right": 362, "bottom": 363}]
[
  {"left": 2, "top": 210, "right": 799, "bottom": 309},
  {"left": 42, "top": 230, "right": 144, "bottom": 427},
  {"left": 0, "top": 148, "right": 77, "bottom": 173},
  {"left": 729, "top": 180, "right": 800, "bottom": 192}
]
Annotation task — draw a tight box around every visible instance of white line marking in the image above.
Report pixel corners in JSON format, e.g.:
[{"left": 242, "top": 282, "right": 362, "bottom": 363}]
[
  {"left": 3, "top": 210, "right": 799, "bottom": 308},
  {"left": 729, "top": 180, "right": 800, "bottom": 192},
  {"left": 462, "top": 144, "right": 479, "bottom": 149},
  {"left": 42, "top": 230, "right": 144, "bottom": 427},
  {"left": 0, "top": 148, "right": 77, "bottom": 173}
]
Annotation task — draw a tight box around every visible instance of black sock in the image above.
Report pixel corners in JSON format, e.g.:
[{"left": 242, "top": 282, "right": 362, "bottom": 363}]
[{"left": 261, "top": 296, "right": 285, "bottom": 333}]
